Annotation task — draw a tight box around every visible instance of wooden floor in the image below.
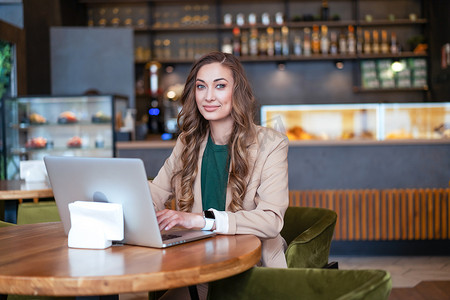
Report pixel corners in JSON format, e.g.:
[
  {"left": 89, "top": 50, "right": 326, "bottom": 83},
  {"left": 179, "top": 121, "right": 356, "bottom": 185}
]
[{"left": 390, "top": 281, "right": 450, "bottom": 300}]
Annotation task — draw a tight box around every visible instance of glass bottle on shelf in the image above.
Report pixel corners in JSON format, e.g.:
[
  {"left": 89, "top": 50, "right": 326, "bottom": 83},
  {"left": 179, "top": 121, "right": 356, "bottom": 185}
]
[
  {"left": 321, "top": 0, "right": 329, "bottom": 21},
  {"left": 311, "top": 25, "right": 320, "bottom": 54},
  {"left": 232, "top": 27, "right": 241, "bottom": 56},
  {"left": 356, "top": 27, "right": 363, "bottom": 54},
  {"left": 380, "top": 30, "right": 389, "bottom": 54},
  {"left": 259, "top": 32, "right": 268, "bottom": 56},
  {"left": 124, "top": 8, "right": 133, "bottom": 26},
  {"left": 241, "top": 30, "right": 249, "bottom": 56},
  {"left": 390, "top": 32, "right": 399, "bottom": 54},
  {"left": 261, "top": 12, "right": 270, "bottom": 26},
  {"left": 274, "top": 30, "right": 282, "bottom": 56},
  {"left": 363, "top": 30, "right": 372, "bottom": 54},
  {"left": 330, "top": 32, "right": 338, "bottom": 55},
  {"left": 222, "top": 37, "right": 232, "bottom": 54},
  {"left": 293, "top": 34, "right": 302, "bottom": 56},
  {"left": 372, "top": 30, "right": 380, "bottom": 54},
  {"left": 87, "top": 9, "right": 94, "bottom": 26},
  {"left": 98, "top": 8, "right": 107, "bottom": 27},
  {"left": 111, "top": 7, "right": 120, "bottom": 27},
  {"left": 267, "top": 27, "right": 275, "bottom": 56},
  {"left": 303, "top": 27, "right": 312, "bottom": 56},
  {"left": 163, "top": 39, "right": 171, "bottom": 59},
  {"left": 154, "top": 39, "right": 163, "bottom": 59},
  {"left": 249, "top": 28, "right": 259, "bottom": 56},
  {"left": 320, "top": 25, "right": 329, "bottom": 55},
  {"left": 347, "top": 25, "right": 356, "bottom": 54},
  {"left": 281, "top": 26, "right": 290, "bottom": 56},
  {"left": 339, "top": 30, "right": 347, "bottom": 54}
]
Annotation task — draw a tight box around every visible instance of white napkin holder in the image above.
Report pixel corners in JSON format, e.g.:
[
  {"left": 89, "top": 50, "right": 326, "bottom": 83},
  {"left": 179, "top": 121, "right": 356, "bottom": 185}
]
[
  {"left": 68, "top": 201, "right": 124, "bottom": 249},
  {"left": 20, "top": 160, "right": 48, "bottom": 182}
]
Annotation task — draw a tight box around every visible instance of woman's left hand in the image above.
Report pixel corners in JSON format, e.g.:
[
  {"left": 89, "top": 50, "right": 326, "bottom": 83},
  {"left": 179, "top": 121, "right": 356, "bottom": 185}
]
[{"left": 156, "top": 209, "right": 204, "bottom": 231}]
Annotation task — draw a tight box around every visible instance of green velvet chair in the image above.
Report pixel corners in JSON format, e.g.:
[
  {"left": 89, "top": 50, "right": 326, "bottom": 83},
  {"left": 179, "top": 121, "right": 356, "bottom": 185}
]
[
  {"left": 207, "top": 267, "right": 392, "bottom": 300},
  {"left": 0, "top": 220, "right": 15, "bottom": 227},
  {"left": 281, "top": 206, "right": 337, "bottom": 268},
  {"left": 17, "top": 201, "right": 60, "bottom": 225}
]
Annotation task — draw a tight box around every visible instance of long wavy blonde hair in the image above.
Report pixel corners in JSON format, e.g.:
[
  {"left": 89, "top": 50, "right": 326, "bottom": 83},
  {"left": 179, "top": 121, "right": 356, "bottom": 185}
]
[{"left": 170, "top": 51, "right": 257, "bottom": 212}]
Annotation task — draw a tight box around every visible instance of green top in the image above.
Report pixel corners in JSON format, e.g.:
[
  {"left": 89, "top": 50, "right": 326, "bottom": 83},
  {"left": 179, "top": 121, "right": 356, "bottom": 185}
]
[{"left": 201, "top": 135, "right": 230, "bottom": 211}]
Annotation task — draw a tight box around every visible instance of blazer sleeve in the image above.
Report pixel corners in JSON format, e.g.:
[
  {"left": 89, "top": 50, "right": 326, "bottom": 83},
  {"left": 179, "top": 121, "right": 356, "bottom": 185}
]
[
  {"left": 226, "top": 131, "right": 289, "bottom": 239},
  {"left": 148, "top": 137, "right": 184, "bottom": 211}
]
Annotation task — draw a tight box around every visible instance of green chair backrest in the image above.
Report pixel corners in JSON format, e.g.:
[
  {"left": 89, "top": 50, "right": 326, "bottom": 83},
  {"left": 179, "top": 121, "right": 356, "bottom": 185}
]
[
  {"left": 281, "top": 206, "right": 337, "bottom": 245},
  {"left": 208, "top": 267, "right": 392, "bottom": 300},
  {"left": 17, "top": 201, "right": 60, "bottom": 225},
  {"left": 0, "top": 220, "right": 15, "bottom": 227},
  {"left": 279, "top": 206, "right": 337, "bottom": 268}
]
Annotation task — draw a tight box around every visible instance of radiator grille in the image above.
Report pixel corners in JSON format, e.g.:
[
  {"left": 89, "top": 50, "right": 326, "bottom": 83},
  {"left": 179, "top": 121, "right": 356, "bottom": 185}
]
[{"left": 289, "top": 189, "right": 450, "bottom": 241}]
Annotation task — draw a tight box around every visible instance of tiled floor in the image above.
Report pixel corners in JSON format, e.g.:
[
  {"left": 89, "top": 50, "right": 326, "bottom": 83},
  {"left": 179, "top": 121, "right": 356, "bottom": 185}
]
[
  {"left": 119, "top": 256, "right": 450, "bottom": 299},
  {"left": 329, "top": 255, "right": 450, "bottom": 288}
]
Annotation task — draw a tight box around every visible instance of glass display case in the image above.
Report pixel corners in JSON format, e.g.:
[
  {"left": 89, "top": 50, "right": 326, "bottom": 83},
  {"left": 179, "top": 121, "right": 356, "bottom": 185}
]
[
  {"left": 261, "top": 102, "right": 450, "bottom": 141},
  {"left": 381, "top": 102, "right": 450, "bottom": 140},
  {"left": 261, "top": 104, "right": 380, "bottom": 141},
  {"left": 3, "top": 95, "right": 128, "bottom": 179}
]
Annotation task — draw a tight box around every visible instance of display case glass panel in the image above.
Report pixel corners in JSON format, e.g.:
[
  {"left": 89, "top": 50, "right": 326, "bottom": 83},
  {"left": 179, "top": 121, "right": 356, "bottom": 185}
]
[
  {"left": 4, "top": 95, "right": 128, "bottom": 179},
  {"left": 261, "top": 104, "right": 380, "bottom": 141},
  {"left": 381, "top": 102, "right": 450, "bottom": 139},
  {"left": 261, "top": 102, "right": 450, "bottom": 142}
]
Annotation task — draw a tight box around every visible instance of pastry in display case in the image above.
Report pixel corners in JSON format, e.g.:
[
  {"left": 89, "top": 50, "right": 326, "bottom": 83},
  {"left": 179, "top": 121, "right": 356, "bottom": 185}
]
[
  {"left": 381, "top": 102, "right": 450, "bottom": 140},
  {"left": 261, "top": 102, "right": 450, "bottom": 142},
  {"left": 261, "top": 104, "right": 379, "bottom": 141},
  {"left": 3, "top": 95, "right": 128, "bottom": 179}
]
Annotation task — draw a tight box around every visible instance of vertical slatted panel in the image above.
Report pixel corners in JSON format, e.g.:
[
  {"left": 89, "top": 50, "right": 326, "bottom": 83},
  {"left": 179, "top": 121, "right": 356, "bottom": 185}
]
[
  {"left": 368, "top": 190, "right": 374, "bottom": 240},
  {"left": 334, "top": 190, "right": 341, "bottom": 241},
  {"left": 427, "top": 189, "right": 433, "bottom": 239},
  {"left": 421, "top": 189, "right": 427, "bottom": 240},
  {"left": 388, "top": 190, "right": 394, "bottom": 240},
  {"left": 414, "top": 189, "right": 421, "bottom": 239},
  {"left": 407, "top": 189, "right": 414, "bottom": 240},
  {"left": 361, "top": 190, "right": 368, "bottom": 240},
  {"left": 348, "top": 190, "right": 354, "bottom": 241},
  {"left": 341, "top": 190, "right": 348, "bottom": 240},
  {"left": 400, "top": 189, "right": 407, "bottom": 240},
  {"left": 434, "top": 189, "right": 440, "bottom": 239},
  {"left": 395, "top": 190, "right": 401, "bottom": 240},
  {"left": 380, "top": 190, "right": 387, "bottom": 240},
  {"left": 444, "top": 189, "right": 449, "bottom": 239},
  {"left": 288, "top": 188, "right": 450, "bottom": 241}
]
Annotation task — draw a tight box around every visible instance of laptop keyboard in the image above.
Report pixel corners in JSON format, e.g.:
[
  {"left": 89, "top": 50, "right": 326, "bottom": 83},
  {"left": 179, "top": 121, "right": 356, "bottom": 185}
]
[{"left": 161, "top": 233, "right": 182, "bottom": 241}]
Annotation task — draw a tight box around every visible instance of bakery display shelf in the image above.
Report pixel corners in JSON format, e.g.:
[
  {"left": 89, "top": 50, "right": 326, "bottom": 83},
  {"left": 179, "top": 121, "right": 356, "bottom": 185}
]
[{"left": 13, "top": 121, "right": 112, "bottom": 130}]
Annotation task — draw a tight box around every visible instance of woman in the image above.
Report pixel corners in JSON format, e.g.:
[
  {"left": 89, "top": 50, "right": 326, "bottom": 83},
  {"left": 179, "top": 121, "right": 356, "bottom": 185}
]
[{"left": 149, "top": 51, "right": 289, "bottom": 298}]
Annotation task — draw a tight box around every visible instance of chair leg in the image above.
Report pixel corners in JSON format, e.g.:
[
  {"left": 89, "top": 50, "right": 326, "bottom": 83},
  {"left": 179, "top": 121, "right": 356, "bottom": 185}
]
[
  {"left": 324, "top": 261, "right": 339, "bottom": 269},
  {"left": 188, "top": 285, "right": 199, "bottom": 300}
]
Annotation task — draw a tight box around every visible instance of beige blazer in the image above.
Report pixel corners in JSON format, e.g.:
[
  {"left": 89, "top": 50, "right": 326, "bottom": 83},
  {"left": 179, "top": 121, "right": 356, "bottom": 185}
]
[{"left": 149, "top": 125, "right": 289, "bottom": 268}]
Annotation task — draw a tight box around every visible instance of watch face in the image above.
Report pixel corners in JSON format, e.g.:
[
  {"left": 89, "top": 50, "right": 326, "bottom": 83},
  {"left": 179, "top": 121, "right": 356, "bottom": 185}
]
[{"left": 204, "top": 210, "right": 215, "bottom": 219}]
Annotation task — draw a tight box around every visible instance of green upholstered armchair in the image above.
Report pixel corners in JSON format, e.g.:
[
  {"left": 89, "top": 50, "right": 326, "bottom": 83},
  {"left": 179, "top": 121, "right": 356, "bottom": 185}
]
[
  {"left": 281, "top": 206, "right": 337, "bottom": 268},
  {"left": 0, "top": 220, "right": 15, "bottom": 227},
  {"left": 17, "top": 201, "right": 60, "bottom": 225},
  {"left": 208, "top": 267, "right": 392, "bottom": 300}
]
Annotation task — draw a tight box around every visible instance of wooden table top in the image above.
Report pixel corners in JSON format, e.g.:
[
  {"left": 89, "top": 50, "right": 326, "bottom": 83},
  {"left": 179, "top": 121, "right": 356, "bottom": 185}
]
[
  {"left": 0, "top": 222, "right": 261, "bottom": 296},
  {"left": 0, "top": 180, "right": 53, "bottom": 200}
]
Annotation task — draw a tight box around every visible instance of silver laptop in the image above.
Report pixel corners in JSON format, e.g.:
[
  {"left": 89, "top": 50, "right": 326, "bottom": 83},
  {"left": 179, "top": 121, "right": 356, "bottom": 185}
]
[{"left": 44, "top": 156, "right": 215, "bottom": 248}]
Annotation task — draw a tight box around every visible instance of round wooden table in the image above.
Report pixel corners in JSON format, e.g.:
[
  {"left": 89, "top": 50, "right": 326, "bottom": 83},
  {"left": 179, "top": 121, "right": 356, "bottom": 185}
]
[
  {"left": 0, "top": 222, "right": 261, "bottom": 296},
  {"left": 0, "top": 180, "right": 53, "bottom": 201}
]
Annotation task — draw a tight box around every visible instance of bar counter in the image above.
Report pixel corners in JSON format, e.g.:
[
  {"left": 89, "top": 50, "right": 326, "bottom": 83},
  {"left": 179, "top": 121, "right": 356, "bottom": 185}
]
[{"left": 117, "top": 139, "right": 450, "bottom": 190}]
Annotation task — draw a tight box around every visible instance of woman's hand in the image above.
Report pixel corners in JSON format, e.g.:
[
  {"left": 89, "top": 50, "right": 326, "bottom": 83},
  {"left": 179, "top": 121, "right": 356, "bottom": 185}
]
[{"left": 156, "top": 209, "right": 205, "bottom": 231}]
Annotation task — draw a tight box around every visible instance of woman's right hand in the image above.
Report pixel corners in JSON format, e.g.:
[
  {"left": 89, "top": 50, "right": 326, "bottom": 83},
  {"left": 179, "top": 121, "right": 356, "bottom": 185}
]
[{"left": 156, "top": 209, "right": 205, "bottom": 231}]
